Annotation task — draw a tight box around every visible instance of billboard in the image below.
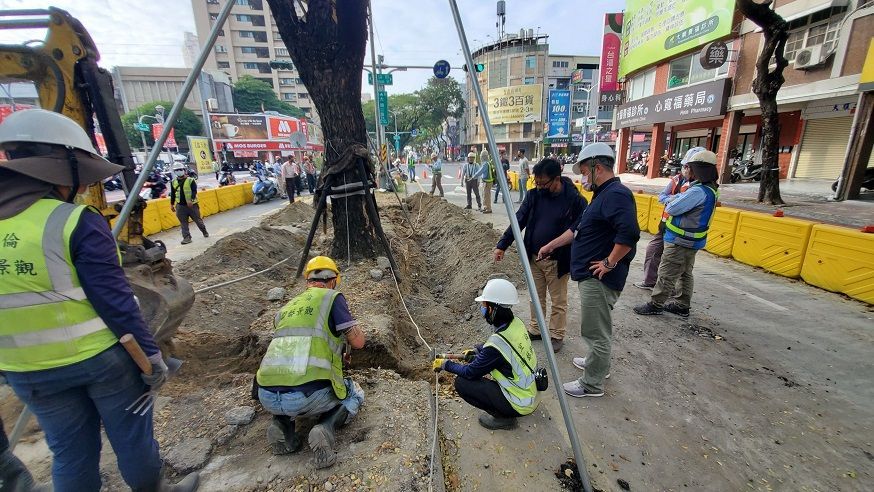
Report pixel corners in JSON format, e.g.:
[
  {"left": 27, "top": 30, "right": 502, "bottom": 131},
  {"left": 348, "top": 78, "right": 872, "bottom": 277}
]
[
  {"left": 188, "top": 136, "right": 213, "bottom": 174},
  {"left": 619, "top": 0, "right": 736, "bottom": 78},
  {"left": 267, "top": 115, "right": 302, "bottom": 139},
  {"left": 208, "top": 113, "right": 268, "bottom": 140},
  {"left": 486, "top": 84, "right": 543, "bottom": 125},
  {"left": 600, "top": 13, "right": 623, "bottom": 92},
  {"left": 546, "top": 90, "right": 571, "bottom": 140}
]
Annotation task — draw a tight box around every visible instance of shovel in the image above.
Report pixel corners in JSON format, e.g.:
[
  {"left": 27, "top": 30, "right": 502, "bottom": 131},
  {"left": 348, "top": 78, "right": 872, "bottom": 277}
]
[{"left": 120, "top": 334, "right": 182, "bottom": 416}]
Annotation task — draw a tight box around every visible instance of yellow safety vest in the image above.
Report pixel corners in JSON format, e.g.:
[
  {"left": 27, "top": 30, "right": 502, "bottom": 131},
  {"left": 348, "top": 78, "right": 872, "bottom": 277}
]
[
  {"left": 256, "top": 287, "right": 347, "bottom": 399},
  {"left": 483, "top": 318, "right": 538, "bottom": 415},
  {"left": 0, "top": 199, "right": 117, "bottom": 372},
  {"left": 171, "top": 177, "right": 198, "bottom": 205}
]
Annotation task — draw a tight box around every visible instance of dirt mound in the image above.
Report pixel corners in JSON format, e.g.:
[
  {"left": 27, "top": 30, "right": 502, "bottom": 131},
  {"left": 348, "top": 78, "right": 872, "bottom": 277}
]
[{"left": 261, "top": 201, "right": 317, "bottom": 227}]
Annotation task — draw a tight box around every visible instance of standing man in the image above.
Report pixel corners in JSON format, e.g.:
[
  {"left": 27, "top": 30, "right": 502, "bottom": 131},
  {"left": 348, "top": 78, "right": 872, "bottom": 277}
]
[
  {"left": 170, "top": 163, "right": 208, "bottom": 245},
  {"left": 494, "top": 158, "right": 586, "bottom": 353},
  {"left": 493, "top": 149, "right": 511, "bottom": 204},
  {"left": 0, "top": 109, "right": 199, "bottom": 491},
  {"left": 634, "top": 150, "right": 720, "bottom": 318},
  {"left": 538, "top": 143, "right": 639, "bottom": 398},
  {"left": 407, "top": 151, "right": 417, "bottom": 182},
  {"left": 257, "top": 256, "right": 365, "bottom": 469},
  {"left": 463, "top": 151, "right": 482, "bottom": 211},
  {"left": 429, "top": 152, "right": 444, "bottom": 197},
  {"left": 281, "top": 156, "right": 298, "bottom": 203},
  {"left": 634, "top": 147, "right": 698, "bottom": 290},
  {"left": 273, "top": 158, "right": 287, "bottom": 199},
  {"left": 303, "top": 155, "right": 317, "bottom": 194},
  {"left": 211, "top": 159, "right": 220, "bottom": 181},
  {"left": 517, "top": 149, "right": 530, "bottom": 203},
  {"left": 479, "top": 146, "right": 494, "bottom": 213}
]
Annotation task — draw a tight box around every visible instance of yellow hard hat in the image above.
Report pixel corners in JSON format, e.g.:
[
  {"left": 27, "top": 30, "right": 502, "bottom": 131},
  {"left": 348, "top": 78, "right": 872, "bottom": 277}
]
[{"left": 304, "top": 255, "right": 340, "bottom": 284}]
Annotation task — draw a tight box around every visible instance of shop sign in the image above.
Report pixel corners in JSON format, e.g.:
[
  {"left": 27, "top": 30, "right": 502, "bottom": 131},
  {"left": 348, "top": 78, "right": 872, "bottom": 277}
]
[
  {"left": 859, "top": 39, "right": 874, "bottom": 93},
  {"left": 486, "top": 84, "right": 543, "bottom": 124},
  {"left": 615, "top": 78, "right": 730, "bottom": 129},
  {"left": 188, "top": 136, "right": 213, "bottom": 174},
  {"left": 801, "top": 97, "right": 857, "bottom": 120},
  {"left": 217, "top": 140, "right": 306, "bottom": 151},
  {"left": 546, "top": 89, "right": 571, "bottom": 139},
  {"left": 599, "top": 13, "right": 623, "bottom": 92},
  {"left": 599, "top": 90, "right": 624, "bottom": 107},
  {"left": 267, "top": 116, "right": 302, "bottom": 139},
  {"left": 700, "top": 40, "right": 728, "bottom": 70},
  {"left": 209, "top": 113, "right": 268, "bottom": 140},
  {"left": 572, "top": 133, "right": 583, "bottom": 142}
]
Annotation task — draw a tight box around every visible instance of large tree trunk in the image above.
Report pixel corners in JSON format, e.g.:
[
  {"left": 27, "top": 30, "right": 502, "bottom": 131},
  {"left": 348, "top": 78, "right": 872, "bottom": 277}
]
[
  {"left": 737, "top": 0, "right": 788, "bottom": 205},
  {"left": 268, "top": 0, "right": 377, "bottom": 259}
]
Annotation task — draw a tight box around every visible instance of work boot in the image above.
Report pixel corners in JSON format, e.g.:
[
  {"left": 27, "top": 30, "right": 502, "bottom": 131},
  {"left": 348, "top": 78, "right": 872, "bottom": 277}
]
[
  {"left": 633, "top": 302, "right": 663, "bottom": 316},
  {"left": 180, "top": 237, "right": 192, "bottom": 245},
  {"left": 132, "top": 469, "right": 199, "bottom": 492},
  {"left": 267, "top": 415, "right": 302, "bottom": 455},
  {"left": 477, "top": 413, "right": 517, "bottom": 430},
  {"left": 0, "top": 448, "right": 36, "bottom": 491},
  {"left": 308, "top": 405, "right": 349, "bottom": 469},
  {"left": 663, "top": 301, "right": 690, "bottom": 318},
  {"left": 550, "top": 338, "right": 563, "bottom": 353}
]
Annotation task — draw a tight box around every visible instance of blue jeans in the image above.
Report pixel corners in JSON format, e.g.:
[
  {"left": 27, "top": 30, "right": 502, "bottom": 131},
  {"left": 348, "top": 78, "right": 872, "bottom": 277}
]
[
  {"left": 5, "top": 344, "right": 162, "bottom": 492},
  {"left": 258, "top": 378, "right": 364, "bottom": 424}
]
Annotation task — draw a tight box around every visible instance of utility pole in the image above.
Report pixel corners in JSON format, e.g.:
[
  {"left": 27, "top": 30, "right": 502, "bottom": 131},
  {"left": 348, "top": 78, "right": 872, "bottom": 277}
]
[{"left": 367, "top": 0, "right": 383, "bottom": 169}]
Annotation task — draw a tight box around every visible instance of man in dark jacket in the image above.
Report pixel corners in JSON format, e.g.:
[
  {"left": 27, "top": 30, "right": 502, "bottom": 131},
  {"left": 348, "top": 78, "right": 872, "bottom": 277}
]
[{"left": 494, "top": 158, "right": 587, "bottom": 353}]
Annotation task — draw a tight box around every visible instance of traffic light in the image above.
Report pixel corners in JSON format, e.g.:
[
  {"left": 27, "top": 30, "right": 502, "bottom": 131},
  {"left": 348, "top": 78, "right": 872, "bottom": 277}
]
[
  {"left": 462, "top": 63, "right": 485, "bottom": 73},
  {"left": 268, "top": 60, "right": 294, "bottom": 70}
]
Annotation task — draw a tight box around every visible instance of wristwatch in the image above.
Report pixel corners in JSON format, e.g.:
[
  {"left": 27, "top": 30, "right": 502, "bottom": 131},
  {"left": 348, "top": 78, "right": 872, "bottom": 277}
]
[{"left": 602, "top": 258, "right": 616, "bottom": 270}]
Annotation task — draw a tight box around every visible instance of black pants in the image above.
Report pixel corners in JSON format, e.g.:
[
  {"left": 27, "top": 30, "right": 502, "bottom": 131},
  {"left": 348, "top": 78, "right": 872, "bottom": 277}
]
[
  {"left": 454, "top": 376, "right": 521, "bottom": 419},
  {"left": 0, "top": 417, "right": 9, "bottom": 452},
  {"left": 286, "top": 178, "right": 296, "bottom": 203}
]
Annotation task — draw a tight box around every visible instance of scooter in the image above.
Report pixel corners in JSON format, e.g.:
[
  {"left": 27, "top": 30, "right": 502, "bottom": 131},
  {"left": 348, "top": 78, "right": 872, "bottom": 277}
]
[
  {"left": 219, "top": 170, "right": 236, "bottom": 187},
  {"left": 660, "top": 157, "right": 682, "bottom": 177},
  {"left": 831, "top": 167, "right": 874, "bottom": 192},
  {"left": 252, "top": 174, "right": 279, "bottom": 204},
  {"left": 730, "top": 159, "right": 762, "bottom": 183},
  {"left": 103, "top": 176, "right": 123, "bottom": 191}
]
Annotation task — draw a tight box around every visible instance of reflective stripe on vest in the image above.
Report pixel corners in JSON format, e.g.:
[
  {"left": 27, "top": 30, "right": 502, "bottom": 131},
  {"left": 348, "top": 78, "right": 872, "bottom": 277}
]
[
  {"left": 660, "top": 177, "right": 689, "bottom": 221},
  {"left": 257, "top": 287, "right": 347, "bottom": 399},
  {"left": 483, "top": 318, "right": 538, "bottom": 415},
  {"left": 665, "top": 184, "right": 718, "bottom": 240},
  {"left": 0, "top": 199, "right": 117, "bottom": 372},
  {"left": 172, "top": 177, "right": 197, "bottom": 205}
]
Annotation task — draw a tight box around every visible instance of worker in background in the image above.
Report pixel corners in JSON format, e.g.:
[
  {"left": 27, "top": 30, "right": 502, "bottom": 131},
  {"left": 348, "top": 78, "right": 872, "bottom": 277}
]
[
  {"left": 0, "top": 110, "right": 198, "bottom": 491},
  {"left": 634, "top": 149, "right": 720, "bottom": 318},
  {"left": 211, "top": 159, "right": 220, "bottom": 181},
  {"left": 463, "top": 151, "right": 482, "bottom": 211},
  {"left": 281, "top": 156, "right": 298, "bottom": 203},
  {"left": 494, "top": 158, "right": 587, "bottom": 353},
  {"left": 539, "top": 143, "right": 639, "bottom": 398},
  {"left": 516, "top": 149, "right": 530, "bottom": 203},
  {"left": 429, "top": 152, "right": 444, "bottom": 197},
  {"left": 434, "top": 279, "right": 538, "bottom": 430},
  {"left": 256, "top": 256, "right": 366, "bottom": 469},
  {"left": 479, "top": 146, "right": 494, "bottom": 213},
  {"left": 303, "top": 155, "right": 317, "bottom": 194},
  {"left": 634, "top": 147, "right": 699, "bottom": 290},
  {"left": 406, "top": 151, "right": 416, "bottom": 182},
  {"left": 169, "top": 163, "right": 208, "bottom": 245},
  {"left": 493, "top": 149, "right": 511, "bottom": 204}
]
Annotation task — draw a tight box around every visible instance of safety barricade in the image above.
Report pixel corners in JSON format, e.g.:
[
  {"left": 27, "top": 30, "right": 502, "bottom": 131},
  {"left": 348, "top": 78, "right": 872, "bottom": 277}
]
[
  {"left": 632, "top": 193, "right": 650, "bottom": 232},
  {"left": 153, "top": 197, "right": 181, "bottom": 230},
  {"left": 801, "top": 224, "right": 874, "bottom": 305},
  {"left": 197, "top": 189, "right": 220, "bottom": 217},
  {"left": 704, "top": 207, "right": 741, "bottom": 258},
  {"left": 526, "top": 175, "right": 535, "bottom": 190},
  {"left": 141, "top": 201, "right": 163, "bottom": 236},
  {"left": 216, "top": 185, "right": 244, "bottom": 211},
  {"left": 731, "top": 211, "right": 814, "bottom": 278},
  {"left": 241, "top": 182, "right": 255, "bottom": 204},
  {"left": 647, "top": 197, "right": 665, "bottom": 234}
]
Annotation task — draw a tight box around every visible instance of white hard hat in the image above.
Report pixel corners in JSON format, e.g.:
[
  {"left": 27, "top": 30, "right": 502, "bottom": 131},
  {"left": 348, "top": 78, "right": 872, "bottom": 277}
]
[
  {"left": 172, "top": 163, "right": 186, "bottom": 172},
  {"left": 680, "top": 146, "right": 707, "bottom": 165},
  {"left": 684, "top": 148, "right": 717, "bottom": 165},
  {"left": 573, "top": 142, "right": 615, "bottom": 174},
  {"left": 475, "top": 278, "right": 519, "bottom": 306}
]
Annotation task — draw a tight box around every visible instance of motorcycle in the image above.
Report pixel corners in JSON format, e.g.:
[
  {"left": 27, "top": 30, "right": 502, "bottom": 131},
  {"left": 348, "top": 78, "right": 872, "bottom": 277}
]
[
  {"left": 730, "top": 158, "right": 762, "bottom": 183},
  {"left": 252, "top": 174, "right": 279, "bottom": 204},
  {"left": 141, "top": 172, "right": 167, "bottom": 199},
  {"left": 103, "top": 176, "right": 123, "bottom": 191},
  {"left": 660, "top": 157, "right": 682, "bottom": 177},
  {"left": 631, "top": 154, "right": 648, "bottom": 175},
  {"left": 831, "top": 167, "right": 874, "bottom": 192},
  {"left": 219, "top": 170, "right": 236, "bottom": 187}
]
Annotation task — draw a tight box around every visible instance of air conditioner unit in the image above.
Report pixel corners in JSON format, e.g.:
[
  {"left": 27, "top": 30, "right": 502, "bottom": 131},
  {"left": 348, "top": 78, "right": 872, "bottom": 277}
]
[
  {"left": 793, "top": 45, "right": 825, "bottom": 70},
  {"left": 206, "top": 98, "right": 218, "bottom": 111}
]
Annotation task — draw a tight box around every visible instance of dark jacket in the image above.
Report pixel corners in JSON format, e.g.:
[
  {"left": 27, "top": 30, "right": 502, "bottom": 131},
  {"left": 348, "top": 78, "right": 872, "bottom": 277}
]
[{"left": 497, "top": 177, "right": 587, "bottom": 278}]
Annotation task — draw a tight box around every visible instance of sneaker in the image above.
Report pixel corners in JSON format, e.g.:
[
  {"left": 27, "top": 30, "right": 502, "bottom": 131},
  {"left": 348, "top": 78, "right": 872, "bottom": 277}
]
[
  {"left": 464, "top": 205, "right": 472, "bottom": 209},
  {"left": 571, "top": 357, "right": 610, "bottom": 379},
  {"left": 550, "top": 338, "right": 563, "bottom": 353},
  {"left": 664, "top": 302, "right": 690, "bottom": 318},
  {"left": 181, "top": 237, "right": 192, "bottom": 245},
  {"left": 528, "top": 332, "right": 542, "bottom": 341},
  {"left": 482, "top": 209, "right": 493, "bottom": 214},
  {"left": 633, "top": 302, "right": 663, "bottom": 316},
  {"left": 203, "top": 232, "right": 210, "bottom": 238},
  {"left": 562, "top": 380, "right": 604, "bottom": 398},
  {"left": 633, "top": 282, "right": 654, "bottom": 290}
]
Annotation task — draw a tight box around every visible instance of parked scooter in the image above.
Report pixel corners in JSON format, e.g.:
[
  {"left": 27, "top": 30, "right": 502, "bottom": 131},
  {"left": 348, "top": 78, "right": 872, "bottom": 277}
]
[
  {"left": 219, "top": 170, "right": 237, "bottom": 187},
  {"left": 660, "top": 156, "right": 682, "bottom": 177},
  {"left": 831, "top": 167, "right": 874, "bottom": 192},
  {"left": 103, "top": 175, "right": 124, "bottom": 191},
  {"left": 730, "top": 158, "right": 762, "bottom": 183},
  {"left": 631, "top": 152, "right": 649, "bottom": 175},
  {"left": 252, "top": 174, "right": 278, "bottom": 203}
]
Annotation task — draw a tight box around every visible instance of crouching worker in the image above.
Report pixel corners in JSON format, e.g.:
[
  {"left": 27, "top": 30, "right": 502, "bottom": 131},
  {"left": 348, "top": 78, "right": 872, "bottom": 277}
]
[
  {"left": 434, "top": 279, "right": 539, "bottom": 430},
  {"left": 256, "top": 256, "right": 366, "bottom": 469}
]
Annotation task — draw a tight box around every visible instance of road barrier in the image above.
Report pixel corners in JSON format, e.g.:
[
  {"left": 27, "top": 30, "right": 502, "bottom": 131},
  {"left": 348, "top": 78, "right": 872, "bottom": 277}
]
[
  {"left": 198, "top": 189, "right": 220, "bottom": 217},
  {"left": 731, "top": 211, "right": 813, "bottom": 279},
  {"left": 705, "top": 207, "right": 741, "bottom": 257},
  {"left": 633, "top": 193, "right": 651, "bottom": 232},
  {"left": 801, "top": 224, "right": 874, "bottom": 304},
  {"left": 131, "top": 183, "right": 253, "bottom": 237},
  {"left": 647, "top": 196, "right": 664, "bottom": 234}
]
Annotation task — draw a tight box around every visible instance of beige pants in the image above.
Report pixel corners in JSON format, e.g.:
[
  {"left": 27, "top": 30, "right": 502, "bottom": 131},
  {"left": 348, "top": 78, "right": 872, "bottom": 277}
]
[
  {"left": 483, "top": 182, "right": 493, "bottom": 211},
  {"left": 528, "top": 258, "right": 568, "bottom": 340}
]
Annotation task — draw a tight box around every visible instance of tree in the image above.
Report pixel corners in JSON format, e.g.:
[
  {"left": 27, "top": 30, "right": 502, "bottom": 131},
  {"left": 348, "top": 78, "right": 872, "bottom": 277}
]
[
  {"left": 121, "top": 100, "right": 203, "bottom": 152},
  {"left": 268, "top": 0, "right": 377, "bottom": 259},
  {"left": 415, "top": 77, "right": 464, "bottom": 155},
  {"left": 737, "top": 0, "right": 788, "bottom": 205},
  {"left": 363, "top": 93, "right": 420, "bottom": 154},
  {"left": 232, "top": 75, "right": 306, "bottom": 117}
]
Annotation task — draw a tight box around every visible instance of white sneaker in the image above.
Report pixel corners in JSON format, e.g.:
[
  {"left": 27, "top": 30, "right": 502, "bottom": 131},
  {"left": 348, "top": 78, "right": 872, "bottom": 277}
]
[{"left": 571, "top": 357, "right": 610, "bottom": 379}]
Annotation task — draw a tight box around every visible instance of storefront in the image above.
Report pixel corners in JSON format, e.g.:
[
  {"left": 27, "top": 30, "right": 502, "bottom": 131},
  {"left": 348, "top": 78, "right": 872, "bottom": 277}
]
[
  {"left": 208, "top": 112, "right": 313, "bottom": 164},
  {"left": 793, "top": 96, "right": 858, "bottom": 179}
]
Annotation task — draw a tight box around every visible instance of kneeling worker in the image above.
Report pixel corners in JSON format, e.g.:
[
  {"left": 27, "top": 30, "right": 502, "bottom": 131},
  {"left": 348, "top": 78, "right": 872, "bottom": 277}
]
[
  {"left": 256, "top": 256, "right": 366, "bottom": 469},
  {"left": 434, "top": 279, "right": 539, "bottom": 430}
]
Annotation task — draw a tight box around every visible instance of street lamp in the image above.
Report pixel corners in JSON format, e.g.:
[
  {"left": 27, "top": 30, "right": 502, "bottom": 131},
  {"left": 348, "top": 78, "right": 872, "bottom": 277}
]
[
  {"left": 577, "top": 85, "right": 594, "bottom": 147},
  {"left": 390, "top": 110, "right": 401, "bottom": 157}
]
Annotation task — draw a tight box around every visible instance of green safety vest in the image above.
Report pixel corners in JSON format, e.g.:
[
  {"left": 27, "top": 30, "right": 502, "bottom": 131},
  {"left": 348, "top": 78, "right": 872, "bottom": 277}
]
[
  {"left": 483, "top": 162, "right": 496, "bottom": 183},
  {"left": 257, "top": 287, "right": 347, "bottom": 399},
  {"left": 0, "top": 199, "right": 118, "bottom": 372},
  {"left": 483, "top": 318, "right": 538, "bottom": 415},
  {"left": 171, "top": 177, "right": 198, "bottom": 205}
]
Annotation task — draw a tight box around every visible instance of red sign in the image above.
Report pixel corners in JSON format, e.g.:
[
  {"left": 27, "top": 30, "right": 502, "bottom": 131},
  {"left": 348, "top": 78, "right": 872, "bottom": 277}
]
[
  {"left": 0, "top": 104, "right": 34, "bottom": 124},
  {"left": 599, "top": 13, "right": 623, "bottom": 93},
  {"left": 267, "top": 115, "right": 302, "bottom": 139},
  {"left": 151, "top": 123, "right": 178, "bottom": 148},
  {"left": 94, "top": 133, "right": 107, "bottom": 155},
  {"left": 215, "top": 140, "right": 305, "bottom": 151}
]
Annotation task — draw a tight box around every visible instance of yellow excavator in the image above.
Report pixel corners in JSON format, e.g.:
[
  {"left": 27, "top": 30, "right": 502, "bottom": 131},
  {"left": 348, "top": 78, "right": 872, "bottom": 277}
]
[{"left": 0, "top": 7, "right": 194, "bottom": 345}]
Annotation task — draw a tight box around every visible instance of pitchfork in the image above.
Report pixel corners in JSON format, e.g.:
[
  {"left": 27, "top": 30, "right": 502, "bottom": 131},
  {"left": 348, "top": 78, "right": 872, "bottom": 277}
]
[{"left": 121, "top": 334, "right": 182, "bottom": 416}]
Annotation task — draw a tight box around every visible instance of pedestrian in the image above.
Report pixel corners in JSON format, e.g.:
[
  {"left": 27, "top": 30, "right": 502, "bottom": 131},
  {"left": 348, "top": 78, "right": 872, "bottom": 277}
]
[
  {"left": 493, "top": 149, "right": 511, "bottom": 204},
  {"left": 407, "top": 152, "right": 416, "bottom": 182},
  {"left": 494, "top": 158, "right": 587, "bottom": 353},
  {"left": 273, "top": 159, "right": 287, "bottom": 198},
  {"left": 211, "top": 159, "right": 220, "bottom": 180},
  {"left": 633, "top": 147, "right": 699, "bottom": 290},
  {"left": 479, "top": 147, "right": 494, "bottom": 212},
  {"left": 517, "top": 149, "right": 530, "bottom": 203},
  {"left": 463, "top": 151, "right": 482, "bottom": 211},
  {"left": 434, "top": 279, "right": 539, "bottom": 430},
  {"left": 633, "top": 149, "right": 720, "bottom": 318},
  {"left": 170, "top": 163, "right": 208, "bottom": 245},
  {"left": 304, "top": 155, "right": 316, "bottom": 194},
  {"left": 0, "top": 109, "right": 199, "bottom": 491},
  {"left": 429, "top": 152, "right": 444, "bottom": 197},
  {"left": 281, "top": 156, "right": 297, "bottom": 203},
  {"left": 538, "top": 143, "right": 639, "bottom": 398},
  {"left": 257, "top": 256, "right": 366, "bottom": 468}
]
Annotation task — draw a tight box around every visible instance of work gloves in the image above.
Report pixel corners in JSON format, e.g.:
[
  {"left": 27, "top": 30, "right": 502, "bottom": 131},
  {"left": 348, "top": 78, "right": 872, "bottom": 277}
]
[
  {"left": 462, "top": 349, "right": 478, "bottom": 362},
  {"left": 432, "top": 358, "right": 447, "bottom": 372},
  {"left": 141, "top": 352, "right": 169, "bottom": 391}
]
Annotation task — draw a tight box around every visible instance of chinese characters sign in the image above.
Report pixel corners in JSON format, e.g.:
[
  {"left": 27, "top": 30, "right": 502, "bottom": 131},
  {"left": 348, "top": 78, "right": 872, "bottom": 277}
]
[
  {"left": 1, "top": 233, "right": 39, "bottom": 277},
  {"left": 619, "top": 0, "right": 736, "bottom": 77},
  {"left": 615, "top": 79, "right": 730, "bottom": 128},
  {"left": 600, "top": 13, "right": 623, "bottom": 93},
  {"left": 486, "top": 84, "right": 543, "bottom": 125},
  {"left": 546, "top": 90, "right": 571, "bottom": 140}
]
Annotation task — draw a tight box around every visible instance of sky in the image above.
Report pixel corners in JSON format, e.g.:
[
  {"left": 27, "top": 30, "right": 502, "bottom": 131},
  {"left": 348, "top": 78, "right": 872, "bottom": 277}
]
[{"left": 0, "top": 0, "right": 625, "bottom": 95}]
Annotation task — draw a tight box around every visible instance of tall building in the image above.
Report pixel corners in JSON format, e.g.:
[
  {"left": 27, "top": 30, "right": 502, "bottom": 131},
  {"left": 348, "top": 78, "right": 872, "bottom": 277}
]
[
  {"left": 182, "top": 31, "right": 200, "bottom": 69},
  {"left": 546, "top": 54, "right": 615, "bottom": 154},
  {"left": 190, "top": 0, "right": 316, "bottom": 119},
  {"left": 111, "top": 66, "right": 234, "bottom": 117}
]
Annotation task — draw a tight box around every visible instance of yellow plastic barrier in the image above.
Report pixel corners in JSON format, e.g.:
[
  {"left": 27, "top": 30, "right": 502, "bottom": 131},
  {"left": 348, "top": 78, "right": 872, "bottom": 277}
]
[
  {"left": 632, "top": 193, "right": 650, "bottom": 232},
  {"left": 731, "top": 211, "right": 814, "bottom": 278},
  {"left": 142, "top": 201, "right": 163, "bottom": 235},
  {"left": 241, "top": 182, "right": 254, "bottom": 204},
  {"left": 197, "top": 189, "right": 219, "bottom": 217},
  {"left": 704, "top": 207, "right": 741, "bottom": 257},
  {"left": 506, "top": 171, "right": 517, "bottom": 191},
  {"left": 216, "top": 185, "right": 242, "bottom": 211},
  {"left": 801, "top": 224, "right": 874, "bottom": 304},
  {"left": 580, "top": 188, "right": 593, "bottom": 203},
  {"left": 152, "top": 197, "right": 180, "bottom": 230},
  {"left": 648, "top": 196, "right": 665, "bottom": 234},
  {"left": 526, "top": 175, "right": 535, "bottom": 190}
]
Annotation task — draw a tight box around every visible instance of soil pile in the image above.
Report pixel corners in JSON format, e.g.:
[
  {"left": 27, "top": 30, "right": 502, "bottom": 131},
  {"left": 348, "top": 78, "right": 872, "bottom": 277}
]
[{"left": 262, "top": 201, "right": 316, "bottom": 227}]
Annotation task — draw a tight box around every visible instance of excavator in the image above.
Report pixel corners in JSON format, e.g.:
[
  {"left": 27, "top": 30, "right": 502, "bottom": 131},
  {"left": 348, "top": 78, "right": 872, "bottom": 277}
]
[{"left": 0, "top": 7, "right": 194, "bottom": 346}]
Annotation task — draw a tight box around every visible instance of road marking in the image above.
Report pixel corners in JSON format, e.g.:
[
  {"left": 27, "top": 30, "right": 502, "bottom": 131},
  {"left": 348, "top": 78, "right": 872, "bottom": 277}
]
[{"left": 722, "top": 284, "right": 789, "bottom": 312}]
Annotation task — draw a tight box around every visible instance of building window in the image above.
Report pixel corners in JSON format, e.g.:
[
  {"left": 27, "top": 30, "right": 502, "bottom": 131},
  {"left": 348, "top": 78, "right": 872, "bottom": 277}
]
[
  {"left": 298, "top": 93, "right": 309, "bottom": 99},
  {"left": 276, "top": 48, "right": 289, "bottom": 56},
  {"left": 626, "top": 69, "right": 655, "bottom": 101},
  {"left": 523, "top": 122, "right": 532, "bottom": 135},
  {"left": 239, "top": 30, "right": 254, "bottom": 38},
  {"left": 215, "top": 45, "right": 227, "bottom": 53},
  {"left": 552, "top": 60, "right": 569, "bottom": 68},
  {"left": 523, "top": 77, "right": 536, "bottom": 85},
  {"left": 209, "top": 14, "right": 218, "bottom": 21},
  {"left": 525, "top": 56, "right": 537, "bottom": 70},
  {"left": 235, "top": 0, "right": 250, "bottom": 6},
  {"left": 488, "top": 58, "right": 508, "bottom": 88},
  {"left": 282, "top": 93, "right": 296, "bottom": 101},
  {"left": 240, "top": 46, "right": 257, "bottom": 53},
  {"left": 667, "top": 42, "right": 732, "bottom": 89},
  {"left": 274, "top": 32, "right": 283, "bottom": 41},
  {"left": 257, "top": 77, "right": 273, "bottom": 86},
  {"left": 780, "top": 6, "right": 848, "bottom": 62},
  {"left": 236, "top": 14, "right": 252, "bottom": 22},
  {"left": 243, "top": 62, "right": 258, "bottom": 69},
  {"left": 295, "top": 78, "right": 302, "bottom": 84},
  {"left": 279, "top": 78, "right": 294, "bottom": 86},
  {"left": 217, "top": 61, "right": 230, "bottom": 69}
]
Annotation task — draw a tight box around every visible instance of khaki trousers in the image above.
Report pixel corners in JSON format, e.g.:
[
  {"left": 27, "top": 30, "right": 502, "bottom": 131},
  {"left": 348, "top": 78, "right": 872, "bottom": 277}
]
[
  {"left": 527, "top": 258, "right": 568, "bottom": 340},
  {"left": 651, "top": 242, "right": 698, "bottom": 308},
  {"left": 482, "top": 182, "right": 493, "bottom": 212}
]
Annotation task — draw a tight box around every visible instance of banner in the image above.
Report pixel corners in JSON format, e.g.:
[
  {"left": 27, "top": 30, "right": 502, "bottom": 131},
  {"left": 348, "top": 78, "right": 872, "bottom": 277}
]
[
  {"left": 486, "top": 84, "right": 543, "bottom": 125},
  {"left": 615, "top": 78, "right": 730, "bottom": 128},
  {"left": 619, "top": 0, "right": 736, "bottom": 77},
  {"left": 151, "top": 123, "right": 177, "bottom": 148},
  {"left": 546, "top": 90, "right": 571, "bottom": 141},
  {"left": 188, "top": 136, "right": 213, "bottom": 174},
  {"left": 208, "top": 113, "right": 268, "bottom": 140},
  {"left": 600, "top": 13, "right": 623, "bottom": 92},
  {"left": 267, "top": 115, "right": 302, "bottom": 139}
]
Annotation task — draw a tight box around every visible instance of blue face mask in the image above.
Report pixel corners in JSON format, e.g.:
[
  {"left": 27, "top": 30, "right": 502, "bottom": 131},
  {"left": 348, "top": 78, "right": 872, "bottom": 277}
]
[{"left": 480, "top": 306, "right": 488, "bottom": 317}]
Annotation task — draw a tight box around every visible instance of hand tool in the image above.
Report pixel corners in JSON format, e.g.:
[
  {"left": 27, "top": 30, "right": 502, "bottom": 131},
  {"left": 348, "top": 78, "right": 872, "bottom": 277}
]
[{"left": 121, "top": 334, "right": 182, "bottom": 416}]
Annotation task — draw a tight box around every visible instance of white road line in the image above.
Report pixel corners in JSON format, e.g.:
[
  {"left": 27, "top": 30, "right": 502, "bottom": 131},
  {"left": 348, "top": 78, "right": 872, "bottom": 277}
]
[{"left": 722, "top": 284, "right": 789, "bottom": 312}]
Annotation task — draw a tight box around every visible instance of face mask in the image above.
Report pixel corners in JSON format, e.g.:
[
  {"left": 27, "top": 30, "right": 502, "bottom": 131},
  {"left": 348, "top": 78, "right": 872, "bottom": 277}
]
[{"left": 480, "top": 306, "right": 488, "bottom": 318}]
